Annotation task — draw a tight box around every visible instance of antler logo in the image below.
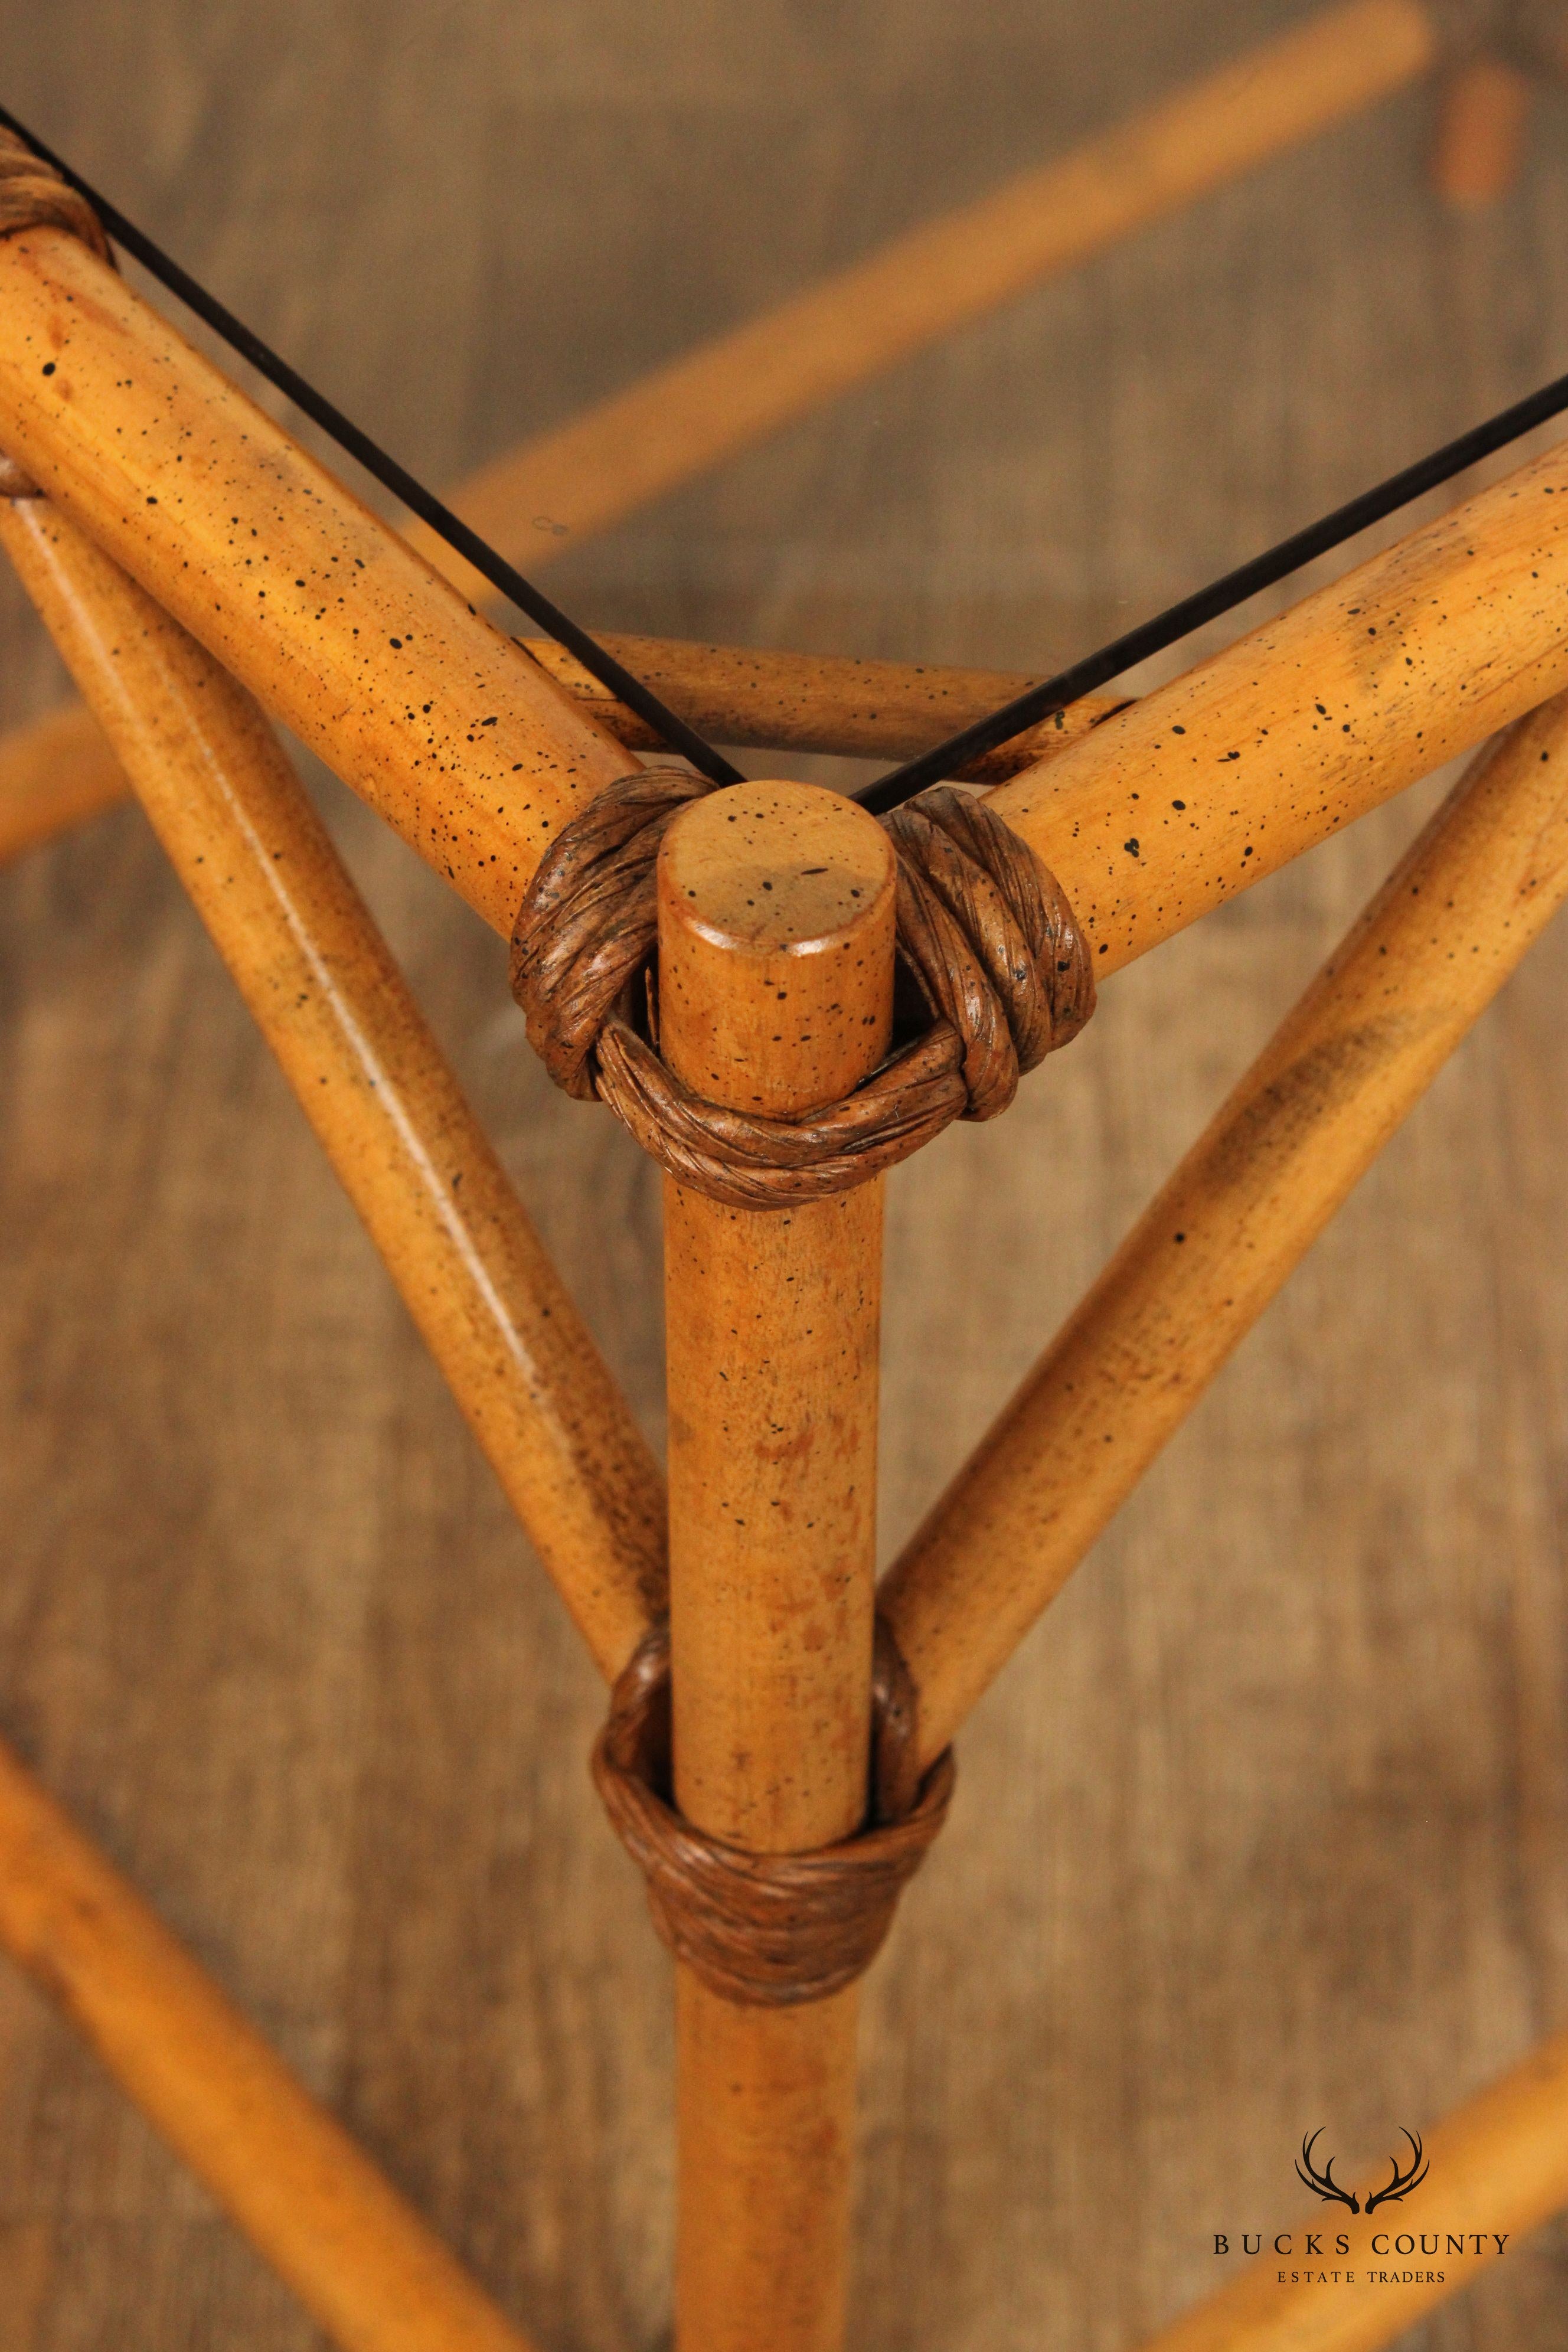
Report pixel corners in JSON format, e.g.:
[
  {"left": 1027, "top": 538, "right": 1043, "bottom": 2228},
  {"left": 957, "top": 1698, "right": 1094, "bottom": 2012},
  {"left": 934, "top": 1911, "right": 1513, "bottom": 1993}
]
[
  {"left": 1296, "top": 2129, "right": 1360, "bottom": 2211},
  {"left": 1295, "top": 2128, "right": 1429, "bottom": 2215},
  {"left": 1363, "top": 2129, "right": 1429, "bottom": 2213}
]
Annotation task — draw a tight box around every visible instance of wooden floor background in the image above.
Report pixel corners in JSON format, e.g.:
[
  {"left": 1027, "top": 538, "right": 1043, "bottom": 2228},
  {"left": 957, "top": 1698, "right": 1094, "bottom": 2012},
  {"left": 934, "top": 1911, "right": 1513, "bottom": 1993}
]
[{"left": 4, "top": 2, "right": 1568, "bottom": 2344}]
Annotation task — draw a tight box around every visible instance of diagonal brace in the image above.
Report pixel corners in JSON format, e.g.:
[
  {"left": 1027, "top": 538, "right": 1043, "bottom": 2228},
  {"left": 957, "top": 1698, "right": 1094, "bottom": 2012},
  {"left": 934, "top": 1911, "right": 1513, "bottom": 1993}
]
[
  {"left": 883, "top": 687, "right": 1568, "bottom": 1769},
  {"left": 0, "top": 490, "right": 665, "bottom": 1681},
  {"left": 0, "top": 1727, "right": 538, "bottom": 2352}
]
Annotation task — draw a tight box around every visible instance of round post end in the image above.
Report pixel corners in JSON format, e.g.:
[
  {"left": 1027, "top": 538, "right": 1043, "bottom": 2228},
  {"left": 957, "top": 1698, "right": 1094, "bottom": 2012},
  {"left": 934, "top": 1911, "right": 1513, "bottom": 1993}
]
[{"left": 656, "top": 778, "right": 896, "bottom": 1116}]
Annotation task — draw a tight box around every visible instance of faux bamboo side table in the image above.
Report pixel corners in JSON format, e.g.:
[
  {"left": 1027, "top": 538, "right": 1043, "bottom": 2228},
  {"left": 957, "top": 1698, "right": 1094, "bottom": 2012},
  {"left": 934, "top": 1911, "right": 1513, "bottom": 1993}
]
[{"left": 5, "top": 84, "right": 1568, "bottom": 2352}]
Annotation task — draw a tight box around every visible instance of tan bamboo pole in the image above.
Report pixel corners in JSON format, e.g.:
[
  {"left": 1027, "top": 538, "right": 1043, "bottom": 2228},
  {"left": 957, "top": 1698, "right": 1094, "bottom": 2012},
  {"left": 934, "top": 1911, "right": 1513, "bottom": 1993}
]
[
  {"left": 985, "top": 434, "right": 1568, "bottom": 981},
  {"left": 0, "top": 492, "right": 665, "bottom": 1681},
  {"left": 404, "top": 0, "right": 1435, "bottom": 600},
  {"left": 0, "top": 1728, "right": 535, "bottom": 2352},
  {"left": 0, "top": 226, "right": 634, "bottom": 939},
  {"left": 1134, "top": 2029, "right": 1568, "bottom": 2351},
  {"left": 0, "top": 696, "right": 123, "bottom": 863},
  {"left": 657, "top": 780, "right": 897, "bottom": 2352},
  {"left": 1429, "top": 57, "right": 1533, "bottom": 208},
  {"left": 520, "top": 632, "right": 1123, "bottom": 777},
  {"left": 881, "top": 688, "right": 1568, "bottom": 1770},
  {"left": 0, "top": 638, "right": 1120, "bottom": 873}
]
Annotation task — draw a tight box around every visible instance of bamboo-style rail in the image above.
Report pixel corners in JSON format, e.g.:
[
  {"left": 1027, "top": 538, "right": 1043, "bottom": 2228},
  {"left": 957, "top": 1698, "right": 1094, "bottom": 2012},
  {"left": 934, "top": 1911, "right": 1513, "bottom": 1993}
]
[
  {"left": 0, "top": 635, "right": 1122, "bottom": 878},
  {"left": 0, "top": 1729, "right": 534, "bottom": 2352},
  {"left": 522, "top": 632, "right": 1122, "bottom": 777},
  {"left": 0, "top": 226, "right": 630, "bottom": 936},
  {"left": 985, "top": 440, "right": 1568, "bottom": 973},
  {"left": 882, "top": 689, "right": 1568, "bottom": 1767},
  {"left": 0, "top": 492, "right": 665, "bottom": 1681}
]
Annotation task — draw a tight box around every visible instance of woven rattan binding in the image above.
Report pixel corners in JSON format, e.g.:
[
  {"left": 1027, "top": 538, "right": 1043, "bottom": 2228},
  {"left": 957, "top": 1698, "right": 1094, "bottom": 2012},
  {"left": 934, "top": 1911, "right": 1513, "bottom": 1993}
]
[
  {"left": 511, "top": 769, "right": 1095, "bottom": 1209},
  {"left": 593, "top": 1618, "right": 955, "bottom": 2006}
]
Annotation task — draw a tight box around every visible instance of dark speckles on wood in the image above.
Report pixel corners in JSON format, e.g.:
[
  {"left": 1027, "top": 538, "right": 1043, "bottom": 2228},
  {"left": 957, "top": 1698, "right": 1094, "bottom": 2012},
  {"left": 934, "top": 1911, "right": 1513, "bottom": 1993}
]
[
  {"left": 0, "top": 233, "right": 636, "bottom": 943},
  {"left": 988, "top": 441, "right": 1568, "bottom": 979}
]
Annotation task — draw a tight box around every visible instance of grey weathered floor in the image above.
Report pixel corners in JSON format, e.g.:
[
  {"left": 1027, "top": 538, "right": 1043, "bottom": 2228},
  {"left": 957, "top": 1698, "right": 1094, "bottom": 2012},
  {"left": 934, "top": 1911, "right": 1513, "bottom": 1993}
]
[{"left": 3, "top": 2, "right": 1568, "bottom": 2346}]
